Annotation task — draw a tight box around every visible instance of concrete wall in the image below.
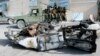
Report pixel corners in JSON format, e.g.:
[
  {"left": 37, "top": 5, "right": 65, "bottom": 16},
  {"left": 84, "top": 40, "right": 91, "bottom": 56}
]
[
  {"left": 7, "top": 0, "right": 30, "bottom": 17},
  {"left": 66, "top": 0, "right": 98, "bottom": 21},
  {"left": 84, "top": 3, "right": 98, "bottom": 20},
  {"left": 7, "top": 0, "right": 98, "bottom": 20},
  {"left": 39, "top": 0, "right": 49, "bottom": 10},
  {"left": 7, "top": 0, "right": 48, "bottom": 17}
]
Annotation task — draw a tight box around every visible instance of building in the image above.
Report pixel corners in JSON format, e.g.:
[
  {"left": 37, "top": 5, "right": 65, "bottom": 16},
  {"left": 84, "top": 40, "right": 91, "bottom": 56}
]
[
  {"left": 7, "top": 0, "right": 49, "bottom": 17},
  {"left": 7, "top": 0, "right": 31, "bottom": 17},
  {"left": 7, "top": 0, "right": 98, "bottom": 21},
  {"left": 67, "top": 0, "right": 98, "bottom": 21}
]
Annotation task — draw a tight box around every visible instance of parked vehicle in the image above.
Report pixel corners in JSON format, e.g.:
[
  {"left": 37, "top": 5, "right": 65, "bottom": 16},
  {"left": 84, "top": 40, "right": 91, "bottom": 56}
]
[
  {"left": 5, "top": 20, "right": 99, "bottom": 53},
  {"left": 8, "top": 3, "right": 67, "bottom": 29},
  {"left": 8, "top": 9, "right": 44, "bottom": 29},
  {"left": 0, "top": 14, "right": 9, "bottom": 23},
  {"left": 0, "top": 1, "right": 9, "bottom": 23}
]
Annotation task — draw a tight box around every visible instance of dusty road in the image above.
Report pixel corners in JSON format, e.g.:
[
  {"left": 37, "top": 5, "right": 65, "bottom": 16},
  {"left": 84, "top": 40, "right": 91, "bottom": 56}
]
[{"left": 0, "top": 24, "right": 100, "bottom": 56}]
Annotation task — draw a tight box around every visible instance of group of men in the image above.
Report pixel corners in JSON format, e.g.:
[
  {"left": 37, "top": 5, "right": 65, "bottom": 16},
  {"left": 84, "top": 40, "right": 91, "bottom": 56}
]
[{"left": 43, "top": 3, "right": 66, "bottom": 23}]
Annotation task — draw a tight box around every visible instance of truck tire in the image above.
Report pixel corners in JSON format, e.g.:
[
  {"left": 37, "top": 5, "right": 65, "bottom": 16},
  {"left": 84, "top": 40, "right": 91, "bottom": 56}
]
[{"left": 17, "top": 20, "right": 26, "bottom": 29}]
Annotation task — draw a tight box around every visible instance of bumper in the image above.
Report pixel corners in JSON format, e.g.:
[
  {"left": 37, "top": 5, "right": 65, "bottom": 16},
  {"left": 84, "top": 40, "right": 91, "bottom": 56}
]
[{"left": 8, "top": 19, "right": 17, "bottom": 25}]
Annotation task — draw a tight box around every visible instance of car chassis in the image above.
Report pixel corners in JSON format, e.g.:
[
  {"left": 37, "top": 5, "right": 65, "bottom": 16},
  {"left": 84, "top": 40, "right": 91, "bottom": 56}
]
[{"left": 5, "top": 21, "right": 99, "bottom": 53}]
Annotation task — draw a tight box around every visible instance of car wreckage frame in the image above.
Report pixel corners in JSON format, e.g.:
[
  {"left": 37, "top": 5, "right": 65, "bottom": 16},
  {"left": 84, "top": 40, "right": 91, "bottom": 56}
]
[
  {"left": 62, "top": 22, "right": 97, "bottom": 53},
  {"left": 4, "top": 20, "right": 97, "bottom": 53}
]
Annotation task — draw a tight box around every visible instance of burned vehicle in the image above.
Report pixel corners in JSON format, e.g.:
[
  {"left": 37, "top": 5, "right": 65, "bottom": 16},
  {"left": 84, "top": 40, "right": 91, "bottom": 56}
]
[
  {"left": 5, "top": 23, "right": 64, "bottom": 51},
  {"left": 61, "top": 19, "right": 99, "bottom": 53},
  {"left": 5, "top": 20, "right": 99, "bottom": 53}
]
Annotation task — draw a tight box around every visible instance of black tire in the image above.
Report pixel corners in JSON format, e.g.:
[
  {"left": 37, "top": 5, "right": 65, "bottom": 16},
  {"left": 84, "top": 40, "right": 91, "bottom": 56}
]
[
  {"left": 17, "top": 20, "right": 26, "bottom": 29},
  {"left": 66, "top": 39, "right": 96, "bottom": 53},
  {"left": 89, "top": 42, "right": 96, "bottom": 53}
]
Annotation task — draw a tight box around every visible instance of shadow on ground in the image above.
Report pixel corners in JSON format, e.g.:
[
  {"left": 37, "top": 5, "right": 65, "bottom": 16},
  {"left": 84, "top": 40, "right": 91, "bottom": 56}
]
[
  {"left": 0, "top": 39, "right": 92, "bottom": 55},
  {"left": 0, "top": 23, "right": 9, "bottom": 25},
  {"left": 7, "top": 25, "right": 19, "bottom": 29},
  {"left": 0, "top": 39, "right": 10, "bottom": 46},
  {"left": 46, "top": 47, "right": 91, "bottom": 54}
]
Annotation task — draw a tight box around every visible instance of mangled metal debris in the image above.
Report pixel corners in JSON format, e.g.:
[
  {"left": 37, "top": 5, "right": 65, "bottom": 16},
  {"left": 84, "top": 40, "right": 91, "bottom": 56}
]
[
  {"left": 5, "top": 23, "right": 64, "bottom": 51},
  {"left": 5, "top": 19, "right": 100, "bottom": 53}
]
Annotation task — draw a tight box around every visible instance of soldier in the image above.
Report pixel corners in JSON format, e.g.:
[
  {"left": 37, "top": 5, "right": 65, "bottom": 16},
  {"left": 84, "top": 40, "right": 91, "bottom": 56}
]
[
  {"left": 60, "top": 7, "right": 66, "bottom": 21},
  {"left": 43, "top": 6, "right": 51, "bottom": 23},
  {"left": 51, "top": 9, "right": 58, "bottom": 22}
]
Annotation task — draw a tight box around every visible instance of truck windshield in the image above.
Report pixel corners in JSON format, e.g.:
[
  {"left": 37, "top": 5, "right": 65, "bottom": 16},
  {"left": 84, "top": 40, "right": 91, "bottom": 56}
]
[{"left": 30, "top": 9, "right": 39, "bottom": 16}]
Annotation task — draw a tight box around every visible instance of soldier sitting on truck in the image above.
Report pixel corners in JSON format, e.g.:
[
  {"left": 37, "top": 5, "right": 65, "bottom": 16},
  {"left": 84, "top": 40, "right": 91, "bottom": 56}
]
[
  {"left": 43, "top": 6, "right": 51, "bottom": 23},
  {"left": 43, "top": 3, "right": 67, "bottom": 23},
  {"left": 51, "top": 8, "right": 58, "bottom": 21},
  {"left": 60, "top": 7, "right": 66, "bottom": 21}
]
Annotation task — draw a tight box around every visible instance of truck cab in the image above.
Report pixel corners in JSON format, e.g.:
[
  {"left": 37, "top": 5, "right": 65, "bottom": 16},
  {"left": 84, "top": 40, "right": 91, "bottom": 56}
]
[{"left": 9, "top": 8, "right": 44, "bottom": 29}]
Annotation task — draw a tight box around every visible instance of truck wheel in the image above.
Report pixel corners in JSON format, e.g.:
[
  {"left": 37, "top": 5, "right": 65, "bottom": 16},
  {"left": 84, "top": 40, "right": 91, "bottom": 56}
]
[{"left": 17, "top": 20, "right": 26, "bottom": 29}]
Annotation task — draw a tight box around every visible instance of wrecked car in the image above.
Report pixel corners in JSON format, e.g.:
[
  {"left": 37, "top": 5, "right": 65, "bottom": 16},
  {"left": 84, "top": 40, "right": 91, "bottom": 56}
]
[
  {"left": 5, "top": 20, "right": 99, "bottom": 53},
  {"left": 61, "top": 18, "right": 99, "bottom": 53},
  {"left": 5, "top": 23, "right": 64, "bottom": 51}
]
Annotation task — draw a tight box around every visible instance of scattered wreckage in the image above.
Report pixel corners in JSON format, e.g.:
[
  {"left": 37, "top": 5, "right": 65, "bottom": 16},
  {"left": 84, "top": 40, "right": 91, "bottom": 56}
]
[
  {"left": 5, "top": 20, "right": 100, "bottom": 53},
  {"left": 5, "top": 23, "right": 64, "bottom": 51}
]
